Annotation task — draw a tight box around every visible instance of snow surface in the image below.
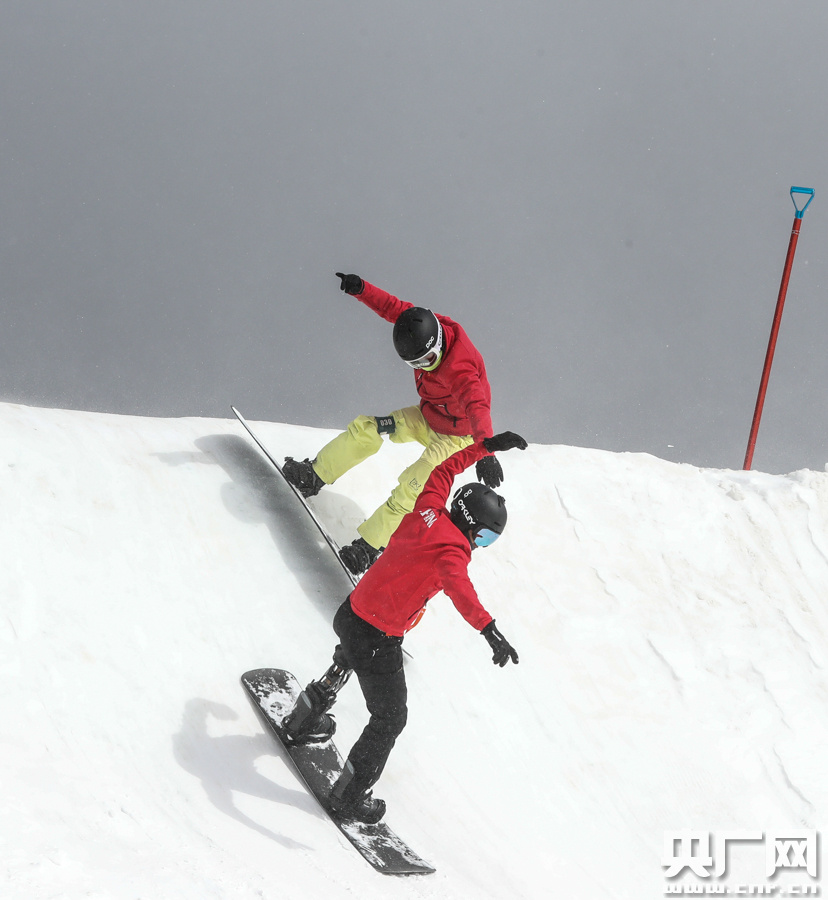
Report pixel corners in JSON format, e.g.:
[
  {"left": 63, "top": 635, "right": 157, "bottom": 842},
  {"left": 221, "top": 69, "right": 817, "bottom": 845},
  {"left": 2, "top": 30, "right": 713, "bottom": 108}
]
[{"left": 2, "top": 401, "right": 828, "bottom": 899}]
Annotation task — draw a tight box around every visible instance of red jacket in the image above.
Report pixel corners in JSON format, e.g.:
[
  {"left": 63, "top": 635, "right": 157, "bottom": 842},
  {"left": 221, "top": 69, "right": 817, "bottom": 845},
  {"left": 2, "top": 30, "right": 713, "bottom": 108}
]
[
  {"left": 356, "top": 281, "right": 493, "bottom": 442},
  {"left": 349, "top": 442, "right": 495, "bottom": 637}
]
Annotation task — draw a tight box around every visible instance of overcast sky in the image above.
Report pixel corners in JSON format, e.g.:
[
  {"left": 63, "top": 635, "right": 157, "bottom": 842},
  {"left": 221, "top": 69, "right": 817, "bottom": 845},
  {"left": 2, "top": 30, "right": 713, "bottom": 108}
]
[{"left": 2, "top": 1, "right": 827, "bottom": 474}]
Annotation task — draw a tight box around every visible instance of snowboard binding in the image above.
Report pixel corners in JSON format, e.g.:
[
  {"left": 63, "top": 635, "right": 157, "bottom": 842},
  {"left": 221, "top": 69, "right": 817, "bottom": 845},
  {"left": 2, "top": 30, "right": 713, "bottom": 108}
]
[
  {"left": 329, "top": 761, "right": 386, "bottom": 824},
  {"left": 282, "top": 656, "right": 352, "bottom": 745}
]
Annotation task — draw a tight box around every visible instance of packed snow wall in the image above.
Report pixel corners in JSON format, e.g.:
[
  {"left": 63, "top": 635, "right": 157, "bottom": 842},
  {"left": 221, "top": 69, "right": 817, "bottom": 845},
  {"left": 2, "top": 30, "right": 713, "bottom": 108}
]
[{"left": 2, "top": 402, "right": 827, "bottom": 899}]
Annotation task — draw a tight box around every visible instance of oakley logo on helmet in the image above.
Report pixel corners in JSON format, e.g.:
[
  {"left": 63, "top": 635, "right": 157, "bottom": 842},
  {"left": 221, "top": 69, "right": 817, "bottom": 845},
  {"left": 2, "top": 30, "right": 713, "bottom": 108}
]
[{"left": 456, "top": 494, "right": 475, "bottom": 526}]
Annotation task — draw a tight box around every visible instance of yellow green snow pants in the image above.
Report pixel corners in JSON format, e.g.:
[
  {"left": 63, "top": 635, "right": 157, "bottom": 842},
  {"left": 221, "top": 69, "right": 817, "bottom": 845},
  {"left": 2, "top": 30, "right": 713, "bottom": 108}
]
[{"left": 312, "top": 406, "right": 474, "bottom": 550}]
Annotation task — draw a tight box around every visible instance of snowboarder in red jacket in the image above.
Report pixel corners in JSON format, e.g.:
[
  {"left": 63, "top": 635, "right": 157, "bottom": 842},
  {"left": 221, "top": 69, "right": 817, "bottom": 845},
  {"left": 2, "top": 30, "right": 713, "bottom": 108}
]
[
  {"left": 282, "top": 272, "right": 506, "bottom": 577},
  {"left": 282, "top": 430, "right": 527, "bottom": 823}
]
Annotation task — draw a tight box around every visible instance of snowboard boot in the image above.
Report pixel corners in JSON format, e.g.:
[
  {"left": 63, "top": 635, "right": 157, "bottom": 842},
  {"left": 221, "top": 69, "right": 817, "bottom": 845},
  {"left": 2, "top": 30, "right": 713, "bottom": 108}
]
[
  {"left": 282, "top": 658, "right": 352, "bottom": 745},
  {"left": 329, "top": 761, "right": 386, "bottom": 824},
  {"left": 282, "top": 457, "right": 325, "bottom": 498},
  {"left": 339, "top": 537, "right": 382, "bottom": 576},
  {"left": 282, "top": 681, "right": 337, "bottom": 745}
]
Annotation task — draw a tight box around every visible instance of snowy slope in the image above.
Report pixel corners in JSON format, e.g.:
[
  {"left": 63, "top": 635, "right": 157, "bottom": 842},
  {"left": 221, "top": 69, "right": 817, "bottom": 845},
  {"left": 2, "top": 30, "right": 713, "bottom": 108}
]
[{"left": 2, "top": 402, "right": 827, "bottom": 899}]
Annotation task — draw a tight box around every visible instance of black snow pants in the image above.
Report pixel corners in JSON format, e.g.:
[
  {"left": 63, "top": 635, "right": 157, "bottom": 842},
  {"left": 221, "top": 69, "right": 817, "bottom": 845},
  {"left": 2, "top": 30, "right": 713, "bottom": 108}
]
[{"left": 333, "top": 597, "right": 408, "bottom": 793}]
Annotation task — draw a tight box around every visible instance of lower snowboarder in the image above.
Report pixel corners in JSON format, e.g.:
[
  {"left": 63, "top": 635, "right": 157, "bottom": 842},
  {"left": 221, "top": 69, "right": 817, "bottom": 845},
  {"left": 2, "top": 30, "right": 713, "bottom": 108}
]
[{"left": 282, "top": 430, "right": 527, "bottom": 823}]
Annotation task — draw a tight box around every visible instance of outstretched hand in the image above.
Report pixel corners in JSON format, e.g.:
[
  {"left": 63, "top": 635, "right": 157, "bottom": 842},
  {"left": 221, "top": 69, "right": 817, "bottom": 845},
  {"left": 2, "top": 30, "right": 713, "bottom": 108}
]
[
  {"left": 476, "top": 455, "right": 504, "bottom": 488},
  {"left": 477, "top": 432, "right": 527, "bottom": 487},
  {"left": 335, "top": 272, "right": 365, "bottom": 295},
  {"left": 482, "top": 431, "right": 528, "bottom": 453},
  {"left": 481, "top": 620, "right": 519, "bottom": 667}
]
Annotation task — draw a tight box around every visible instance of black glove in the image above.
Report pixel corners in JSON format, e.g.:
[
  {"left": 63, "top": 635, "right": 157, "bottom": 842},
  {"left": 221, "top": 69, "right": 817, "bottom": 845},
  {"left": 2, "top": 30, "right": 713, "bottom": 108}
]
[
  {"left": 335, "top": 272, "right": 364, "bottom": 295},
  {"left": 476, "top": 454, "right": 504, "bottom": 488},
  {"left": 481, "top": 620, "right": 519, "bottom": 667},
  {"left": 482, "top": 431, "right": 528, "bottom": 453}
]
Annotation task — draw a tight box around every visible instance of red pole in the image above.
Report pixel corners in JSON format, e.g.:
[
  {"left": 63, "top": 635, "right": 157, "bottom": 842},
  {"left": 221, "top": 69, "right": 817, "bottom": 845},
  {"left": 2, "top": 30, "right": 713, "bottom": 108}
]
[{"left": 743, "top": 187, "right": 814, "bottom": 470}]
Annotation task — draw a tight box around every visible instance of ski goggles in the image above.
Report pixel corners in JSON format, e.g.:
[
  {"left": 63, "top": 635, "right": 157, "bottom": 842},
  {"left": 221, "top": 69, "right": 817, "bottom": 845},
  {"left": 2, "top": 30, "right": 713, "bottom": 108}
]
[
  {"left": 404, "top": 350, "right": 442, "bottom": 370},
  {"left": 473, "top": 528, "right": 500, "bottom": 548}
]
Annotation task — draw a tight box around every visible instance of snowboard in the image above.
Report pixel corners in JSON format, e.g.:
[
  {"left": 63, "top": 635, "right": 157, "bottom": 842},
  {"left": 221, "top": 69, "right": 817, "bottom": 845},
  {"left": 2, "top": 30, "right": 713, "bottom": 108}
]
[
  {"left": 231, "top": 406, "right": 359, "bottom": 589},
  {"left": 241, "top": 668, "right": 435, "bottom": 876}
]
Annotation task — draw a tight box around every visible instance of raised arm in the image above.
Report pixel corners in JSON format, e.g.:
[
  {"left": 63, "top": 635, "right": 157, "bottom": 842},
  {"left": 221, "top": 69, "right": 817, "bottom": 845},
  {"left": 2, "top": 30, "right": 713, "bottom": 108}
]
[
  {"left": 415, "top": 431, "right": 527, "bottom": 512},
  {"left": 335, "top": 274, "right": 413, "bottom": 325},
  {"left": 414, "top": 442, "right": 488, "bottom": 512}
]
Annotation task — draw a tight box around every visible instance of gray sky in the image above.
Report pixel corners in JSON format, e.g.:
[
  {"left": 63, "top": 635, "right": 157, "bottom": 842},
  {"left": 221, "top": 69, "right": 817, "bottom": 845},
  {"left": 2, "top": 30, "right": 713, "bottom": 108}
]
[{"left": 2, "top": 1, "right": 827, "bottom": 474}]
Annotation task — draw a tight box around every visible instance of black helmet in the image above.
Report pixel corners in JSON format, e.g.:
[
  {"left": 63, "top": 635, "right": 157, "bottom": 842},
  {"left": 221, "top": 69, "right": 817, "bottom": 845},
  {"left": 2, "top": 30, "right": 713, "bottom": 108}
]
[
  {"left": 393, "top": 307, "right": 443, "bottom": 369},
  {"left": 449, "top": 483, "right": 507, "bottom": 547}
]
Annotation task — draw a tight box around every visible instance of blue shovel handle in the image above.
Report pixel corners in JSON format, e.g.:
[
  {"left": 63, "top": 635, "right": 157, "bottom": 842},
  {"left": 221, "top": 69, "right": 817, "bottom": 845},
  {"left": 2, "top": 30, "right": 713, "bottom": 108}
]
[{"left": 791, "top": 186, "right": 815, "bottom": 218}]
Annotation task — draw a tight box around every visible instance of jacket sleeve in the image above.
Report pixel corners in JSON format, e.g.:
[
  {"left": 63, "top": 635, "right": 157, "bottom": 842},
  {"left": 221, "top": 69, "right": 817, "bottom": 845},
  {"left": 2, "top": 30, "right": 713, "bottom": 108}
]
[
  {"left": 450, "top": 359, "right": 494, "bottom": 444},
  {"left": 435, "top": 546, "right": 494, "bottom": 631},
  {"left": 414, "top": 441, "right": 487, "bottom": 513},
  {"left": 355, "top": 281, "right": 413, "bottom": 324}
]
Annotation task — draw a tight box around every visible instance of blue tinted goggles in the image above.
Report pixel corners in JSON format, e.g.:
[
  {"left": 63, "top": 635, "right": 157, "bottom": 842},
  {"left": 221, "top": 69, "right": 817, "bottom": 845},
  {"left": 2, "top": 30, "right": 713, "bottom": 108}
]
[{"left": 473, "top": 528, "right": 500, "bottom": 548}]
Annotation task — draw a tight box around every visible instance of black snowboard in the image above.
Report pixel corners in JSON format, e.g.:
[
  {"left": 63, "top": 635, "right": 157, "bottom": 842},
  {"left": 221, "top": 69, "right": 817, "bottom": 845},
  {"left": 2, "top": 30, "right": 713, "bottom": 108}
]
[{"left": 241, "top": 668, "right": 435, "bottom": 876}]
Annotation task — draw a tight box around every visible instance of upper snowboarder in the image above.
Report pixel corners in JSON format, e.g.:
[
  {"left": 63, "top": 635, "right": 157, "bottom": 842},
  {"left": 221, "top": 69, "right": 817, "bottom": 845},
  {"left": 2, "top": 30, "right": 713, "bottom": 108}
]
[
  {"left": 282, "top": 272, "right": 504, "bottom": 576},
  {"left": 281, "top": 430, "right": 527, "bottom": 823}
]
